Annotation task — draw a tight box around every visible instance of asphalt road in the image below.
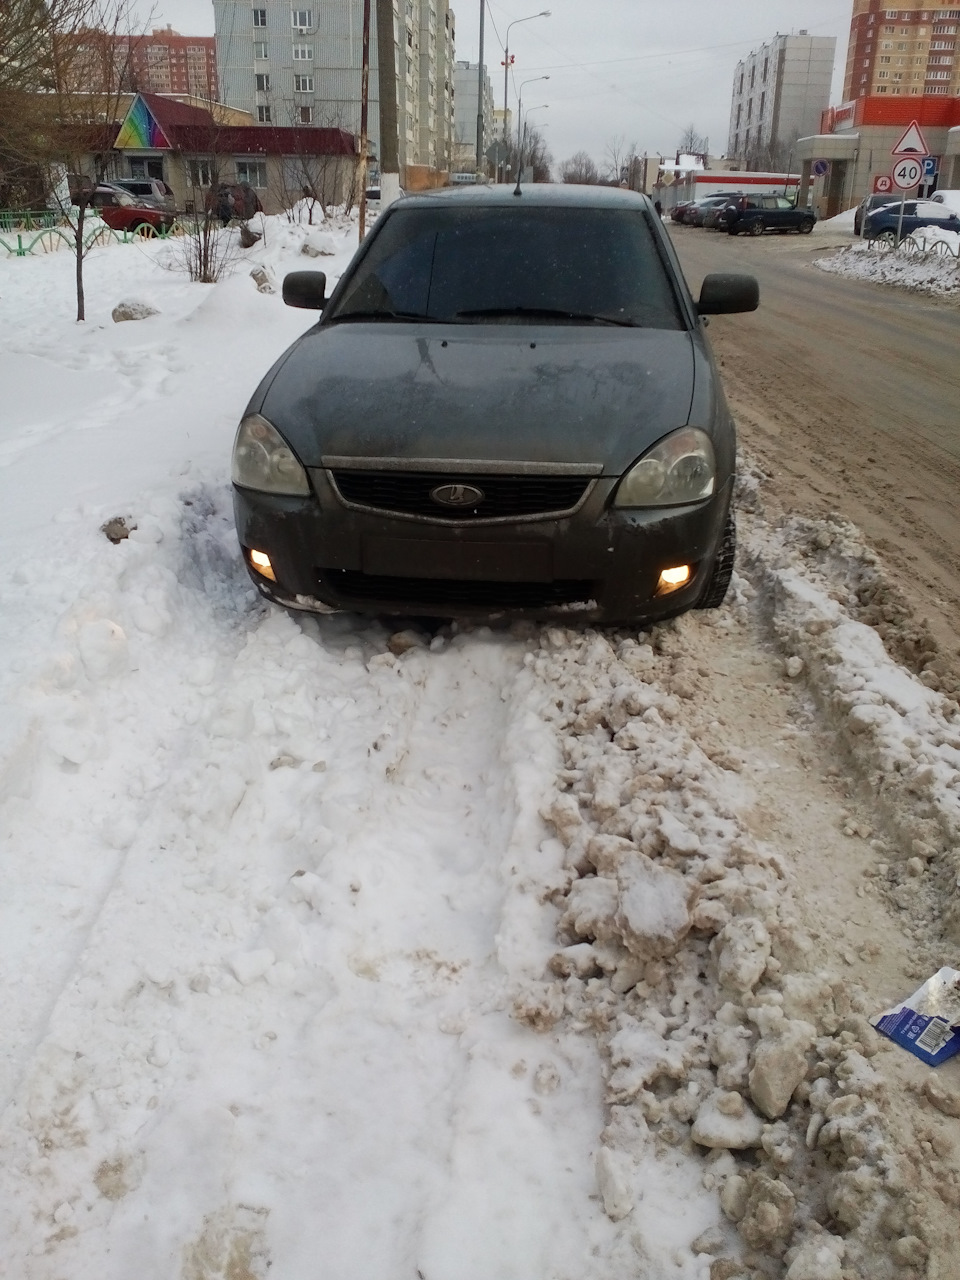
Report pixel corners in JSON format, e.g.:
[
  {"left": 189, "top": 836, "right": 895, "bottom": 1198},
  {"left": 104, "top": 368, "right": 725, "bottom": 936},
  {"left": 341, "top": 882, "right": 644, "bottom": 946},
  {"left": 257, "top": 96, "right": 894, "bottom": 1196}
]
[{"left": 669, "top": 223, "right": 960, "bottom": 672}]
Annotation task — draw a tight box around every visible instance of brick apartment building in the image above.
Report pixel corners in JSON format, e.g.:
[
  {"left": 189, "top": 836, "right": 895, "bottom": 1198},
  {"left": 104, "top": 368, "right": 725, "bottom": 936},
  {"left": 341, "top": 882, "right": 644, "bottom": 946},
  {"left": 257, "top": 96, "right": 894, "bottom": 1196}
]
[
  {"left": 796, "top": 1, "right": 960, "bottom": 214},
  {"left": 123, "top": 28, "right": 220, "bottom": 101}
]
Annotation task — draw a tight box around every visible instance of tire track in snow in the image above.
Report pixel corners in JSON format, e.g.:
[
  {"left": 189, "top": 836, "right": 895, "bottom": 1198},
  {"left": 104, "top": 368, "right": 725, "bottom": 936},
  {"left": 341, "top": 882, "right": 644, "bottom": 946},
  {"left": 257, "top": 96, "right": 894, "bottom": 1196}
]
[{"left": 0, "top": 492, "right": 615, "bottom": 1279}]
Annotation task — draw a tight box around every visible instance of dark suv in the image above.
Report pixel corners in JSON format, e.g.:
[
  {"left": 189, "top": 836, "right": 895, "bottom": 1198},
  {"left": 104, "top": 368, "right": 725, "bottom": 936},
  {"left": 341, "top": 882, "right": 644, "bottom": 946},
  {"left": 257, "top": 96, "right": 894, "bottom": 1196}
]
[{"left": 724, "top": 194, "right": 816, "bottom": 236}]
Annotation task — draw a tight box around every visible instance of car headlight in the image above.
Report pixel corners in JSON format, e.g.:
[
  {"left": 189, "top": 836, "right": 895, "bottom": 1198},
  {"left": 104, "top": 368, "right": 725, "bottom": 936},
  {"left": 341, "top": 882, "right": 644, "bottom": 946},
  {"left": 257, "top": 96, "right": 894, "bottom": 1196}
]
[
  {"left": 613, "top": 428, "right": 716, "bottom": 507},
  {"left": 232, "top": 413, "right": 310, "bottom": 495}
]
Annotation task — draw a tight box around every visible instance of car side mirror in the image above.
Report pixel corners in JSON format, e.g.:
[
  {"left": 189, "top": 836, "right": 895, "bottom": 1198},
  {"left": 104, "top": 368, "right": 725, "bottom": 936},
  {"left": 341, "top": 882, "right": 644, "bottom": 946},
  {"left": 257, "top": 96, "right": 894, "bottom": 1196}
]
[
  {"left": 283, "top": 271, "right": 327, "bottom": 310},
  {"left": 697, "top": 273, "right": 759, "bottom": 315}
]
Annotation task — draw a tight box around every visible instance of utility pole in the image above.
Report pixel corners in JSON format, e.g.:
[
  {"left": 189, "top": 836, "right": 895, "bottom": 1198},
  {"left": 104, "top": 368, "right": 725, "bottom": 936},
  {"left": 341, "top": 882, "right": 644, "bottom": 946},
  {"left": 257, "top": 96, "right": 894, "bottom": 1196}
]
[
  {"left": 359, "top": 0, "right": 371, "bottom": 241},
  {"left": 476, "top": 0, "right": 485, "bottom": 179},
  {"left": 376, "top": 0, "right": 401, "bottom": 206}
]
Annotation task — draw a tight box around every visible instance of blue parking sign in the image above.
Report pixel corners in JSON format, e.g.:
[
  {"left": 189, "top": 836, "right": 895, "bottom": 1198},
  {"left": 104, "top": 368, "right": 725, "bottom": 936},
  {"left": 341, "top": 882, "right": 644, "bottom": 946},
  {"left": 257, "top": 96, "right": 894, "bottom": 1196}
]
[{"left": 922, "top": 156, "right": 938, "bottom": 178}]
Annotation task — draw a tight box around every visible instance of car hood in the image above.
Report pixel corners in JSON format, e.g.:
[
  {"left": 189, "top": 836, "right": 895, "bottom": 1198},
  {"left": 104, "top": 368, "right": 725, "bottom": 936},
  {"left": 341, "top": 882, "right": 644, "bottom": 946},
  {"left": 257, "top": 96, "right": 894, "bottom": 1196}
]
[{"left": 257, "top": 324, "right": 702, "bottom": 473}]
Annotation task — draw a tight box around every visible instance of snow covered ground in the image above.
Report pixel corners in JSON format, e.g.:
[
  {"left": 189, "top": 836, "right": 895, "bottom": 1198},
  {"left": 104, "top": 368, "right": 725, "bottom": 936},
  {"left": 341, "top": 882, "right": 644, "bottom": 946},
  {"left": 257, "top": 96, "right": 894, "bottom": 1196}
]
[
  {"left": 814, "top": 231, "right": 960, "bottom": 297},
  {"left": 3, "top": 212, "right": 960, "bottom": 1280}
]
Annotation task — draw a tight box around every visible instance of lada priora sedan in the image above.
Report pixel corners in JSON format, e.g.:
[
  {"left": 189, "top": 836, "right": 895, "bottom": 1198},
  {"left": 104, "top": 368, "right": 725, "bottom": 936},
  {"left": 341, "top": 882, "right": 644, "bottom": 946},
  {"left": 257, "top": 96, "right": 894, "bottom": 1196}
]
[{"left": 232, "top": 184, "right": 759, "bottom": 626}]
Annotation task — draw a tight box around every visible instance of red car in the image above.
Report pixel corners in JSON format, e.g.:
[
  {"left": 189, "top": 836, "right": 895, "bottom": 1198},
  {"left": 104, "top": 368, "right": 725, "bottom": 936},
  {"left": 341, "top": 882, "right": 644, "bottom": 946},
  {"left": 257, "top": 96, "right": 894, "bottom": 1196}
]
[{"left": 91, "top": 185, "right": 176, "bottom": 235}]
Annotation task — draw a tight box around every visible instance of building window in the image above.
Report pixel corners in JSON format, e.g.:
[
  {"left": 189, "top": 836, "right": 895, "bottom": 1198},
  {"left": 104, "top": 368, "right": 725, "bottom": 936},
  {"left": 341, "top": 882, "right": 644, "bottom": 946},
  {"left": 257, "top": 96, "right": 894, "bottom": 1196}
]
[
  {"left": 292, "top": 44, "right": 313, "bottom": 59},
  {"left": 257, "top": 104, "right": 272, "bottom": 121},
  {"left": 255, "top": 73, "right": 270, "bottom": 91},
  {"left": 292, "top": 8, "right": 313, "bottom": 27},
  {"left": 294, "top": 74, "right": 314, "bottom": 91},
  {"left": 190, "top": 159, "right": 213, "bottom": 186},
  {"left": 253, "top": 8, "right": 267, "bottom": 26},
  {"left": 298, "top": 105, "right": 313, "bottom": 123},
  {"left": 254, "top": 40, "right": 268, "bottom": 58},
  {"left": 237, "top": 160, "right": 268, "bottom": 187}
]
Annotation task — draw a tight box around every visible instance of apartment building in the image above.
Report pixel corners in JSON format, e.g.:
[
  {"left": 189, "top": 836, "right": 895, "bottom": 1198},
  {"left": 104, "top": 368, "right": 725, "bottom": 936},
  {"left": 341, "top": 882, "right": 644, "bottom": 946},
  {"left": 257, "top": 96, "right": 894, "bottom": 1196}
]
[
  {"left": 126, "top": 28, "right": 220, "bottom": 101},
  {"left": 844, "top": 1, "right": 960, "bottom": 99},
  {"left": 452, "top": 60, "right": 494, "bottom": 171},
  {"left": 728, "top": 32, "right": 837, "bottom": 165},
  {"left": 212, "top": 0, "right": 456, "bottom": 176}
]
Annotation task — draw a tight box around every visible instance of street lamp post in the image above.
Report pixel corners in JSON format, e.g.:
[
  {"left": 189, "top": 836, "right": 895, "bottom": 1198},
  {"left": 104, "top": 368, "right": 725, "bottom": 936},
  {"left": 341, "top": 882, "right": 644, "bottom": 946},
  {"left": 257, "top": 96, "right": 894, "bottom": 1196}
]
[
  {"left": 501, "top": 10, "right": 550, "bottom": 180},
  {"left": 516, "top": 75, "right": 549, "bottom": 153}
]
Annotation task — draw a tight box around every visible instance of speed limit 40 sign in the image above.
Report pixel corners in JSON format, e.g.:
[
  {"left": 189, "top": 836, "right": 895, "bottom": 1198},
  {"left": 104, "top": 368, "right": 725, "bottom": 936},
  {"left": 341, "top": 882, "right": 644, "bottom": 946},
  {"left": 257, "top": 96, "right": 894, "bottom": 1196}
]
[{"left": 892, "top": 156, "right": 923, "bottom": 190}]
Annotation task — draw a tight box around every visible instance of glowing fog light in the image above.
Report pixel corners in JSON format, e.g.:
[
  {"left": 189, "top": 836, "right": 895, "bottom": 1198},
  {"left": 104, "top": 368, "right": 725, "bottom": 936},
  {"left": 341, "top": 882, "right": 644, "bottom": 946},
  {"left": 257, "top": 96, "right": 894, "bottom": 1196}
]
[
  {"left": 249, "top": 548, "right": 277, "bottom": 582},
  {"left": 657, "top": 564, "right": 692, "bottom": 594}
]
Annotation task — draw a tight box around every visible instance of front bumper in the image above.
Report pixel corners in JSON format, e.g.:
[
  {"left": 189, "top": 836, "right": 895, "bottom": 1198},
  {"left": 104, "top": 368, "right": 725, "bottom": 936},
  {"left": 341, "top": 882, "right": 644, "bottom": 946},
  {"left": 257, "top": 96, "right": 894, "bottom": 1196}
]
[{"left": 233, "top": 471, "right": 733, "bottom": 626}]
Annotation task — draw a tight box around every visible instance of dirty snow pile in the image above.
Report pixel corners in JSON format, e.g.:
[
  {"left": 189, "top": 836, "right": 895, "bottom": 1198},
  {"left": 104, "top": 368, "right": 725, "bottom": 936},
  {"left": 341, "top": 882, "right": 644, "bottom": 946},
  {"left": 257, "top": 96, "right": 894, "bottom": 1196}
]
[
  {"left": 814, "top": 235, "right": 960, "bottom": 296},
  {"left": 527, "top": 612, "right": 953, "bottom": 1280},
  {"left": 3, "top": 209, "right": 960, "bottom": 1280}
]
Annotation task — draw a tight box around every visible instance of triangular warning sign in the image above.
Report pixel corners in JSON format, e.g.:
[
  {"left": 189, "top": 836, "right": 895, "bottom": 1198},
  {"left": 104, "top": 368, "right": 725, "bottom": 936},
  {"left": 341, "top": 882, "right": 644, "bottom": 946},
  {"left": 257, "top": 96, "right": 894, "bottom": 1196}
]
[{"left": 891, "top": 120, "right": 929, "bottom": 156}]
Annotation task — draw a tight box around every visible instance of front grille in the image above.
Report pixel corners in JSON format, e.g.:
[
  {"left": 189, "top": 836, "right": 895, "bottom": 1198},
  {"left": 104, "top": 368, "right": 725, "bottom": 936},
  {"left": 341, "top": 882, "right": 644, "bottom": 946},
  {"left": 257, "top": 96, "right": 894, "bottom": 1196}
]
[
  {"left": 330, "top": 470, "right": 592, "bottom": 521},
  {"left": 319, "top": 569, "right": 595, "bottom": 611}
]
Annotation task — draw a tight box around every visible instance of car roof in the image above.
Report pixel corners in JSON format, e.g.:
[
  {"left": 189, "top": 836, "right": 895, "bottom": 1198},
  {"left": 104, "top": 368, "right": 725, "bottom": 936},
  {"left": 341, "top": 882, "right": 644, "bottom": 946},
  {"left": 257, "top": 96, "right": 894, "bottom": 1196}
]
[{"left": 397, "top": 183, "right": 654, "bottom": 210}]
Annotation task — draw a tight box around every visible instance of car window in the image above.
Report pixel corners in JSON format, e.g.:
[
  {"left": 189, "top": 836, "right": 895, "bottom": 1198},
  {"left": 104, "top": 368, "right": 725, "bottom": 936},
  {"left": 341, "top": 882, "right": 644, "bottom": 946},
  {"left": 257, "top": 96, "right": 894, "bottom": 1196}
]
[
  {"left": 331, "top": 206, "right": 685, "bottom": 330},
  {"left": 776, "top": 197, "right": 794, "bottom": 209}
]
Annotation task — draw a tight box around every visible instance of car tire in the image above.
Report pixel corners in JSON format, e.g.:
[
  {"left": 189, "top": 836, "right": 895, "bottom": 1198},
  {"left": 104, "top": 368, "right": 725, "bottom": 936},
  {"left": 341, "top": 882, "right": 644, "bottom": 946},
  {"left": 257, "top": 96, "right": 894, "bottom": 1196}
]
[
  {"left": 748, "top": 220, "right": 764, "bottom": 237},
  {"left": 877, "top": 229, "right": 897, "bottom": 247},
  {"left": 697, "top": 513, "right": 736, "bottom": 610},
  {"left": 798, "top": 218, "right": 815, "bottom": 234}
]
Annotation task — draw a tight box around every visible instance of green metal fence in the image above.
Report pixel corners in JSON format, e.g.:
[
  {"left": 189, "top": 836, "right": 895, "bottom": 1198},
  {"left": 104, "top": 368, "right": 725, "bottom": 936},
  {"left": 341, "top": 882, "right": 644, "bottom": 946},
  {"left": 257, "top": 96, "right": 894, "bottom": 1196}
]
[{"left": 0, "top": 215, "right": 185, "bottom": 258}]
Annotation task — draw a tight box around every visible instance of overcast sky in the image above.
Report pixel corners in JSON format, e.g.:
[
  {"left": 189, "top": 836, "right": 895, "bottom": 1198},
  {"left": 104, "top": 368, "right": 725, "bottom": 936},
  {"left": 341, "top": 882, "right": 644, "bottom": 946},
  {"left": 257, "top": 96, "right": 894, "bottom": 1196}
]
[{"left": 140, "top": 0, "right": 854, "bottom": 171}]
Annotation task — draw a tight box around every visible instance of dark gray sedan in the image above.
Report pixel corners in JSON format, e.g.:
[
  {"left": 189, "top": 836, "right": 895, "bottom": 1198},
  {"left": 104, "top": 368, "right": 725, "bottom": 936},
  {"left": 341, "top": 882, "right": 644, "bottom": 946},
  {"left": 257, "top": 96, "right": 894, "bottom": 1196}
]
[{"left": 232, "top": 184, "right": 758, "bottom": 627}]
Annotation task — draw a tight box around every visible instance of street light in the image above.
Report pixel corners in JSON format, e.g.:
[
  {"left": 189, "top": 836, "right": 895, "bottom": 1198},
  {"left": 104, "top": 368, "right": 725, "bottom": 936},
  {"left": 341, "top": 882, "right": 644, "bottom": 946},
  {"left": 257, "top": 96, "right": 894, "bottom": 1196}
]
[
  {"left": 502, "top": 10, "right": 550, "bottom": 180},
  {"left": 517, "top": 75, "right": 549, "bottom": 152}
]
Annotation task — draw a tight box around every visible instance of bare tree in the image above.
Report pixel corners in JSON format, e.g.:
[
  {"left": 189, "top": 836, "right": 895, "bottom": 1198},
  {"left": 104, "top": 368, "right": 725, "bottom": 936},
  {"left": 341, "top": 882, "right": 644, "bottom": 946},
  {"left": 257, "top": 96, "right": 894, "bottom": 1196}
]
[
  {"left": 677, "top": 124, "right": 709, "bottom": 162},
  {"left": 175, "top": 126, "right": 242, "bottom": 284},
  {"left": 742, "top": 132, "right": 799, "bottom": 175},
  {"left": 268, "top": 101, "right": 357, "bottom": 220},
  {"left": 525, "top": 127, "right": 552, "bottom": 183},
  {"left": 2, "top": 0, "right": 153, "bottom": 318},
  {"left": 560, "top": 151, "right": 599, "bottom": 185}
]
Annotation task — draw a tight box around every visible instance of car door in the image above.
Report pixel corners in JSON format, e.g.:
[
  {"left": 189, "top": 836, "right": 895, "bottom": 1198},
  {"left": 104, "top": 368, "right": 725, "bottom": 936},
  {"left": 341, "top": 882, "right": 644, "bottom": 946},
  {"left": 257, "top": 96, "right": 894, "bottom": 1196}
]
[
  {"left": 758, "top": 195, "right": 781, "bottom": 230},
  {"left": 774, "top": 196, "right": 798, "bottom": 229}
]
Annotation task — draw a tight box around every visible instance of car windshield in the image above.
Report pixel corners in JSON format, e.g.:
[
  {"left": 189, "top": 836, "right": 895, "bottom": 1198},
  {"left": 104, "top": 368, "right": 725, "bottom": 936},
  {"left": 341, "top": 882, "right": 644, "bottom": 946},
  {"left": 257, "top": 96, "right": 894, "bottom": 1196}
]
[{"left": 329, "top": 206, "right": 684, "bottom": 329}]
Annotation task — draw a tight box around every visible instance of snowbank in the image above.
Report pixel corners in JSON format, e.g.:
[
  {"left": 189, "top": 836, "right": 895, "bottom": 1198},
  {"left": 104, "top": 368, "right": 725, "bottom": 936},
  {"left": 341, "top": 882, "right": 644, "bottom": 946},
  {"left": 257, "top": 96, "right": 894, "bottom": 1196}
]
[{"left": 814, "top": 238, "right": 960, "bottom": 295}]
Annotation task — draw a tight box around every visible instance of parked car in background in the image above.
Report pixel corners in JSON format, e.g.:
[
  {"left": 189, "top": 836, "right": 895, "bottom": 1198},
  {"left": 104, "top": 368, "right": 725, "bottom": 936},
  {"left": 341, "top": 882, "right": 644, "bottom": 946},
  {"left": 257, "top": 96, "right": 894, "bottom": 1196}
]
[
  {"left": 702, "top": 197, "right": 743, "bottom": 230},
  {"left": 669, "top": 201, "right": 695, "bottom": 222},
  {"left": 854, "top": 193, "right": 900, "bottom": 236},
  {"left": 111, "top": 177, "right": 177, "bottom": 213},
  {"left": 931, "top": 189, "right": 960, "bottom": 215},
  {"left": 725, "top": 194, "right": 816, "bottom": 236},
  {"left": 231, "top": 184, "right": 760, "bottom": 629},
  {"left": 90, "top": 185, "right": 176, "bottom": 235},
  {"left": 683, "top": 195, "right": 734, "bottom": 226},
  {"left": 863, "top": 198, "right": 960, "bottom": 245}
]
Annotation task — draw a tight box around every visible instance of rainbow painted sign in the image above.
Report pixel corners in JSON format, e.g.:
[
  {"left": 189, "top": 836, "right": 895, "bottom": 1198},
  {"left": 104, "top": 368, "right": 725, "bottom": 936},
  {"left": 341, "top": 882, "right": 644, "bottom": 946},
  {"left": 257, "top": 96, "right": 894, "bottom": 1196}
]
[{"left": 115, "top": 97, "right": 171, "bottom": 150}]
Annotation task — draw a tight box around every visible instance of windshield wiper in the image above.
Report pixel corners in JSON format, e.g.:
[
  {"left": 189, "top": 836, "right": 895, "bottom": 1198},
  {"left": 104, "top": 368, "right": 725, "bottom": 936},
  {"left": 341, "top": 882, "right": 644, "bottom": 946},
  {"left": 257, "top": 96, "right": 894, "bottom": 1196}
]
[
  {"left": 328, "top": 309, "right": 453, "bottom": 324},
  {"left": 454, "top": 306, "right": 637, "bottom": 327}
]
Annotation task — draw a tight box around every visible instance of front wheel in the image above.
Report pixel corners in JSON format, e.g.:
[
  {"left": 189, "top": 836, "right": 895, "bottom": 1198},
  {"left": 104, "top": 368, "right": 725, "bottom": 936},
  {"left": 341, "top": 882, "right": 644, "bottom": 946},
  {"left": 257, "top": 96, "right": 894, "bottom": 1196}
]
[
  {"left": 697, "top": 514, "right": 736, "bottom": 610},
  {"left": 798, "top": 218, "right": 815, "bottom": 234},
  {"left": 877, "top": 229, "right": 897, "bottom": 248},
  {"left": 748, "top": 220, "right": 764, "bottom": 237}
]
